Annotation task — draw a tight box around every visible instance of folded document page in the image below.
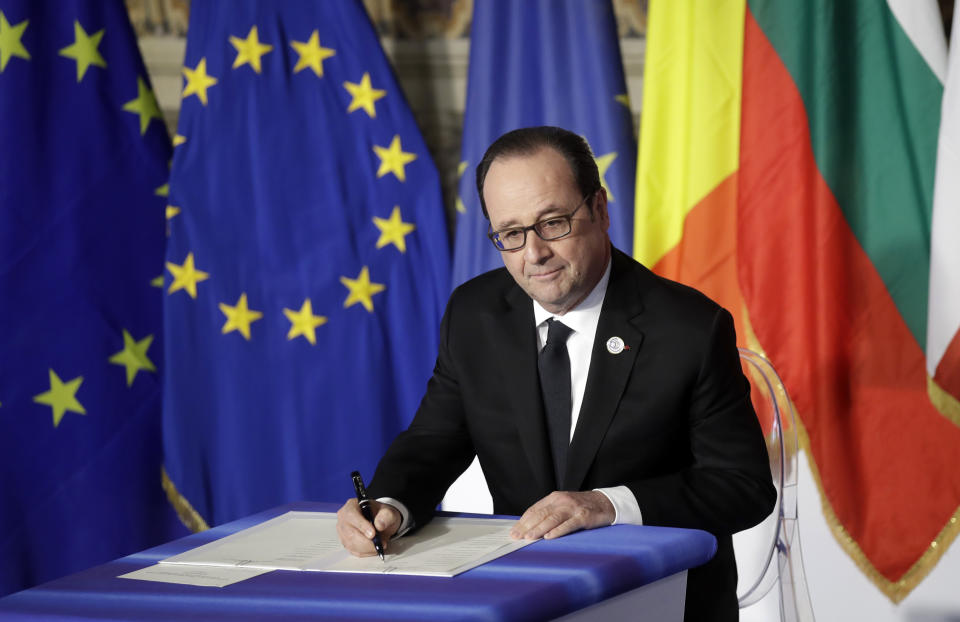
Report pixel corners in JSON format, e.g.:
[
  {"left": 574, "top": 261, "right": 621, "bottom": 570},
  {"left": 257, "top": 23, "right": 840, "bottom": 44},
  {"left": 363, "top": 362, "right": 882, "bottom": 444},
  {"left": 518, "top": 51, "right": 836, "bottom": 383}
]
[
  {"left": 119, "top": 564, "right": 271, "bottom": 588},
  {"left": 157, "top": 511, "right": 532, "bottom": 578}
]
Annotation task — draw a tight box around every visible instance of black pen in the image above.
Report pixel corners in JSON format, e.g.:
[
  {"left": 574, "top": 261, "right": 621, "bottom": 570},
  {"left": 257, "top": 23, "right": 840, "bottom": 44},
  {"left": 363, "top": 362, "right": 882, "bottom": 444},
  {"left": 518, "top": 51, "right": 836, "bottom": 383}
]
[{"left": 351, "top": 470, "right": 385, "bottom": 562}]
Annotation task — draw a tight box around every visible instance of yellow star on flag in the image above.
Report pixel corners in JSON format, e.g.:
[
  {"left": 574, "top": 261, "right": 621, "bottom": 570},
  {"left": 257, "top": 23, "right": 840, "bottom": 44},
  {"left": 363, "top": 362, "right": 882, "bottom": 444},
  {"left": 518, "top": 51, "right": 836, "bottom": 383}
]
[
  {"left": 615, "top": 93, "right": 631, "bottom": 108},
  {"left": 173, "top": 134, "right": 187, "bottom": 146},
  {"left": 122, "top": 76, "right": 163, "bottom": 135},
  {"left": 0, "top": 11, "right": 30, "bottom": 72},
  {"left": 166, "top": 252, "right": 210, "bottom": 298},
  {"left": 33, "top": 369, "right": 85, "bottom": 427},
  {"left": 373, "top": 135, "right": 416, "bottom": 182},
  {"left": 230, "top": 25, "right": 273, "bottom": 73},
  {"left": 341, "top": 266, "right": 385, "bottom": 313},
  {"left": 455, "top": 161, "right": 468, "bottom": 213},
  {"left": 150, "top": 275, "right": 164, "bottom": 288},
  {"left": 59, "top": 20, "right": 106, "bottom": 82},
  {"left": 182, "top": 57, "right": 218, "bottom": 105},
  {"left": 290, "top": 30, "right": 335, "bottom": 77},
  {"left": 344, "top": 72, "right": 386, "bottom": 118},
  {"left": 594, "top": 152, "right": 617, "bottom": 202},
  {"left": 155, "top": 183, "right": 169, "bottom": 197},
  {"left": 283, "top": 298, "right": 327, "bottom": 345},
  {"left": 373, "top": 206, "right": 416, "bottom": 253},
  {"left": 219, "top": 293, "right": 264, "bottom": 340},
  {"left": 108, "top": 329, "right": 157, "bottom": 386}
]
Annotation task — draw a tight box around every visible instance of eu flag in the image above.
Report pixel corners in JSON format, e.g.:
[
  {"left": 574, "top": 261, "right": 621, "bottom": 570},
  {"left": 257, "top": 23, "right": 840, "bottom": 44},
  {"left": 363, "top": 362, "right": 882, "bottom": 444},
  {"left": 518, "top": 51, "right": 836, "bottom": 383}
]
[
  {"left": 453, "top": 0, "right": 636, "bottom": 286},
  {"left": 162, "top": 0, "right": 451, "bottom": 529},
  {"left": 0, "top": 0, "right": 184, "bottom": 595}
]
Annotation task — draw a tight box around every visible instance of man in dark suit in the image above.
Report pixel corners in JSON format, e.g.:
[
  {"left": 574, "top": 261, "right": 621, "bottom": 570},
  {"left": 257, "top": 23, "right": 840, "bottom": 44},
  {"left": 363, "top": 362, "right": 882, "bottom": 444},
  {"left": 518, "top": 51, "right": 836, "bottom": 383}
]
[{"left": 337, "top": 126, "right": 775, "bottom": 621}]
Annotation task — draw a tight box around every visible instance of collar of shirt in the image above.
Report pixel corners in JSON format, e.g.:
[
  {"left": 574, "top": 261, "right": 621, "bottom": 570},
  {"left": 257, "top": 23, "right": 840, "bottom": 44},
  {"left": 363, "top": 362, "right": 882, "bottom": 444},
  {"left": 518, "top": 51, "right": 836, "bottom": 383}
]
[{"left": 532, "top": 259, "right": 612, "bottom": 345}]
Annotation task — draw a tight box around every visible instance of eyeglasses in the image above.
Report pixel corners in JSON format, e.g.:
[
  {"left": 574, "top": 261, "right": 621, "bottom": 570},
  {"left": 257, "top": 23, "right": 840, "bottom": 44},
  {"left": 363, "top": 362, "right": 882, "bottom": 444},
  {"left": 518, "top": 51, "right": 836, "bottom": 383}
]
[{"left": 487, "top": 190, "right": 597, "bottom": 251}]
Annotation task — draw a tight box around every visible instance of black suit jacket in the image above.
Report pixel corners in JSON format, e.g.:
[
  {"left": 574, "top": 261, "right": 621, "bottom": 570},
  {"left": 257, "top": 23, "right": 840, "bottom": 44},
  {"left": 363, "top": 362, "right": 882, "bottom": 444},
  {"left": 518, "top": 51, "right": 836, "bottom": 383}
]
[{"left": 369, "top": 247, "right": 775, "bottom": 621}]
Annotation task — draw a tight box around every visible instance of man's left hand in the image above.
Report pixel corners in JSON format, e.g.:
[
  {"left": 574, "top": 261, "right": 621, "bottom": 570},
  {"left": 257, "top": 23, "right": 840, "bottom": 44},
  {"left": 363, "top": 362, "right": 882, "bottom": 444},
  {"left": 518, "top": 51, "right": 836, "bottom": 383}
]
[{"left": 509, "top": 490, "right": 615, "bottom": 540}]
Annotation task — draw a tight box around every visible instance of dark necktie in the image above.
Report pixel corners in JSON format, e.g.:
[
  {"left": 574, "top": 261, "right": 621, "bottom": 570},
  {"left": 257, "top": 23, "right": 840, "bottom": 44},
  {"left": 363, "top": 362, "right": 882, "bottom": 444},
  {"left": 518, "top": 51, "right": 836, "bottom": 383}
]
[{"left": 539, "top": 318, "right": 573, "bottom": 490}]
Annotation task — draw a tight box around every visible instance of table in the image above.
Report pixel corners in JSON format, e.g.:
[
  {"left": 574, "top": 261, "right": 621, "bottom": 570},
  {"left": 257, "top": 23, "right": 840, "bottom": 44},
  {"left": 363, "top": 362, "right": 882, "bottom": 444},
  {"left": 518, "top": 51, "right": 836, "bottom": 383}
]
[{"left": 0, "top": 502, "right": 716, "bottom": 621}]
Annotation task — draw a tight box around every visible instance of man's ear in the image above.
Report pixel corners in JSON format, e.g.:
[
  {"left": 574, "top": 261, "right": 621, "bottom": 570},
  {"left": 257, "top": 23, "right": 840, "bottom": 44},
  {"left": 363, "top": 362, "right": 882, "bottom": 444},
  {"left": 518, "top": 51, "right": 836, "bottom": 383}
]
[{"left": 593, "top": 187, "right": 610, "bottom": 229}]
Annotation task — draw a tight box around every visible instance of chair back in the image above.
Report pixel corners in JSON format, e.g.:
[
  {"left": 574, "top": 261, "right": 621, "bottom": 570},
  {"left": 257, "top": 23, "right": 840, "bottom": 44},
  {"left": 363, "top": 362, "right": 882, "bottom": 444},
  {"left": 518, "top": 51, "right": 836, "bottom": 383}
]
[{"left": 735, "top": 348, "right": 815, "bottom": 621}]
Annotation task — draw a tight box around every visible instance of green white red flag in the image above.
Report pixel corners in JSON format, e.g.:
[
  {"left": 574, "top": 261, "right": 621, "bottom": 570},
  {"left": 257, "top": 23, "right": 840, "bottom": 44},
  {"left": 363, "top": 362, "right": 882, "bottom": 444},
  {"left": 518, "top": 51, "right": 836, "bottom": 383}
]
[{"left": 637, "top": 0, "right": 960, "bottom": 601}]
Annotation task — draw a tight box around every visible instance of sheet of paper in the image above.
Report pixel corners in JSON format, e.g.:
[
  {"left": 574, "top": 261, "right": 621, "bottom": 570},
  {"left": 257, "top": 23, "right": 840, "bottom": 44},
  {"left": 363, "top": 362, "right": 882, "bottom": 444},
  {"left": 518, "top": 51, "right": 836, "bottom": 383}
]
[
  {"left": 160, "top": 511, "right": 344, "bottom": 570},
  {"left": 119, "top": 563, "right": 270, "bottom": 587},
  {"left": 159, "top": 511, "right": 532, "bottom": 577},
  {"left": 307, "top": 517, "right": 532, "bottom": 576}
]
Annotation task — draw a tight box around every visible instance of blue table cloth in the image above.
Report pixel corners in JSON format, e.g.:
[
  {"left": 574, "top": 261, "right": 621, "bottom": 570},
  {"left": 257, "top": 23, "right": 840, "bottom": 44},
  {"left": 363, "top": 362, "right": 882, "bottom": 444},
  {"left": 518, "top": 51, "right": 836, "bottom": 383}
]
[{"left": 0, "top": 502, "right": 716, "bottom": 621}]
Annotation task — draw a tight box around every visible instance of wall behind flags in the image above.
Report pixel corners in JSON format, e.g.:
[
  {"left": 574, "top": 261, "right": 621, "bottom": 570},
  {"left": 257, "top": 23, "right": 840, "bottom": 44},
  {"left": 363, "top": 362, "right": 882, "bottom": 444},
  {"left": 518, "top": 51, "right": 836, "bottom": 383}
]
[{"left": 123, "top": 0, "right": 959, "bottom": 620}]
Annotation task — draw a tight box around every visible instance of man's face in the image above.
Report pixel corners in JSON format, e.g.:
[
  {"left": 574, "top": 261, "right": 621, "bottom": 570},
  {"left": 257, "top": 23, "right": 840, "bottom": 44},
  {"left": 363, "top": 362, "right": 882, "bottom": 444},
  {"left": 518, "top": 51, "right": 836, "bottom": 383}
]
[{"left": 483, "top": 148, "right": 611, "bottom": 315}]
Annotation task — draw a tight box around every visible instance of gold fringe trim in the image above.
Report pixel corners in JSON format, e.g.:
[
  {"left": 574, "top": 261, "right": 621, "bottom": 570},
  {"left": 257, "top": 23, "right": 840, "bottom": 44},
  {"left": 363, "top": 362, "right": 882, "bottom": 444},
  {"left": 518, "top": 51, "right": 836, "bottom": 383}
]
[
  {"left": 928, "top": 376, "right": 960, "bottom": 428},
  {"left": 739, "top": 304, "right": 960, "bottom": 602},
  {"left": 796, "top": 420, "right": 960, "bottom": 602},
  {"left": 161, "top": 466, "right": 210, "bottom": 533}
]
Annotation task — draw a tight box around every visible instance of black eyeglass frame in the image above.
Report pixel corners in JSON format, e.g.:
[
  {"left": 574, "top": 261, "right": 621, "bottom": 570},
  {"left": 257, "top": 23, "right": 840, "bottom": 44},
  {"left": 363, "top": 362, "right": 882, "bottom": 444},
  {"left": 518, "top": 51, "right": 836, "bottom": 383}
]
[{"left": 486, "top": 189, "right": 599, "bottom": 252}]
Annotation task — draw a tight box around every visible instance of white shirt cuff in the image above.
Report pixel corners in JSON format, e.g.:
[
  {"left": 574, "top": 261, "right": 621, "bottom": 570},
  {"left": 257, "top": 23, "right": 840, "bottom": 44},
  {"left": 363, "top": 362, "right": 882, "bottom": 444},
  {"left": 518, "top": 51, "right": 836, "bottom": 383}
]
[
  {"left": 375, "top": 497, "right": 414, "bottom": 536},
  {"left": 594, "top": 486, "right": 643, "bottom": 525}
]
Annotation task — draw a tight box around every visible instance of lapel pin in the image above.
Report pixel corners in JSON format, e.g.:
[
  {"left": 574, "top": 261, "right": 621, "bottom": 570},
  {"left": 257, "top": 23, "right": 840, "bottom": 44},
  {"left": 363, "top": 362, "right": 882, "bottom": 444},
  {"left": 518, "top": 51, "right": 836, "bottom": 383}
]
[{"left": 606, "top": 336, "right": 625, "bottom": 354}]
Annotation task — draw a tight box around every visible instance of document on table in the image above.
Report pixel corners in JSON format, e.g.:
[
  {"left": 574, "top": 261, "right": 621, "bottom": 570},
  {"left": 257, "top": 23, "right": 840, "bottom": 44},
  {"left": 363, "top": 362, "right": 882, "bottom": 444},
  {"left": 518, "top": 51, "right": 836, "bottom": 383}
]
[
  {"left": 155, "top": 511, "right": 532, "bottom": 578},
  {"left": 160, "top": 511, "right": 347, "bottom": 571},
  {"left": 307, "top": 516, "right": 532, "bottom": 576},
  {"left": 119, "top": 564, "right": 271, "bottom": 588}
]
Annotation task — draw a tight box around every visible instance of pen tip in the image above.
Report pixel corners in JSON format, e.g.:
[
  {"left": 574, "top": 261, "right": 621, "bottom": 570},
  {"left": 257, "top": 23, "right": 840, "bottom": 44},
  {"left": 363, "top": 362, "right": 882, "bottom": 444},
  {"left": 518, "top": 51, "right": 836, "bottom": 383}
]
[{"left": 379, "top": 552, "right": 385, "bottom": 562}]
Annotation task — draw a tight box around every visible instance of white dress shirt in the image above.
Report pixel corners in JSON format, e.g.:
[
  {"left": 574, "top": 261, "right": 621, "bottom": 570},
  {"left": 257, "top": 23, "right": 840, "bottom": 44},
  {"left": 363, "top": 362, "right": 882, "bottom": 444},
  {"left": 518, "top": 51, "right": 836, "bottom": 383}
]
[{"left": 532, "top": 259, "right": 643, "bottom": 526}]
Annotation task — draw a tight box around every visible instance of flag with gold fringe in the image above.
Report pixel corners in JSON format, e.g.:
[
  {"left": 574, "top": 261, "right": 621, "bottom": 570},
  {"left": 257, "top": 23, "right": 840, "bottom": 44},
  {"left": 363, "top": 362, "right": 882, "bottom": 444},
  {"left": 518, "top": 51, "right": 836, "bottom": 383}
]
[
  {"left": 637, "top": 0, "right": 960, "bottom": 601},
  {"left": 0, "top": 0, "right": 184, "bottom": 596},
  {"left": 161, "top": 0, "right": 450, "bottom": 530},
  {"left": 739, "top": 0, "right": 960, "bottom": 601}
]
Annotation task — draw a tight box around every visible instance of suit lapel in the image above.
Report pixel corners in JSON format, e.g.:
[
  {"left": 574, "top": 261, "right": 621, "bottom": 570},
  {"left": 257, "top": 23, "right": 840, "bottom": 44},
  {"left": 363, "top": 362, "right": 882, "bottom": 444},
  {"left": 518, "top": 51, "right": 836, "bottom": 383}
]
[
  {"left": 500, "top": 283, "right": 556, "bottom": 493},
  {"left": 565, "top": 251, "right": 645, "bottom": 491}
]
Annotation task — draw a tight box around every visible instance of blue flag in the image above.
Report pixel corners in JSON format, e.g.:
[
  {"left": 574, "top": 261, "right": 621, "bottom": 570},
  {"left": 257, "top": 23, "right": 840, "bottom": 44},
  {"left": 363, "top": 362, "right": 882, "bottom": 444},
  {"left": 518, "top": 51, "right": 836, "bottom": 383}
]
[
  {"left": 162, "top": 0, "right": 451, "bottom": 529},
  {"left": 453, "top": 0, "right": 636, "bottom": 286},
  {"left": 0, "top": 0, "right": 184, "bottom": 595}
]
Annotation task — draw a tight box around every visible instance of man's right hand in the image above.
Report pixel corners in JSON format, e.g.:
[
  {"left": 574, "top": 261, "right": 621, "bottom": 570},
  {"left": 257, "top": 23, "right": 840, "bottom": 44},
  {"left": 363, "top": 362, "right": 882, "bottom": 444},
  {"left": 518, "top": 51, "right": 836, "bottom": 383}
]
[{"left": 336, "top": 498, "right": 402, "bottom": 557}]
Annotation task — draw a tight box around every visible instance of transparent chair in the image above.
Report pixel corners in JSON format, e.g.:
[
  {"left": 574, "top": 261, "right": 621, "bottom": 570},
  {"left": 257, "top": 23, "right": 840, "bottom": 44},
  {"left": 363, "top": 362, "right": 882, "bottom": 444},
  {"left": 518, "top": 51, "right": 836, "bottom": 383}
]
[{"left": 735, "top": 348, "right": 815, "bottom": 622}]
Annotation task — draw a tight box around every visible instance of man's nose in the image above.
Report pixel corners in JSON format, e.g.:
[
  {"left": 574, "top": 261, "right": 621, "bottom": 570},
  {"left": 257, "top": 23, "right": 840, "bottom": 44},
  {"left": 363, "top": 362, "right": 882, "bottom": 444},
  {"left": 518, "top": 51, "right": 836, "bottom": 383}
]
[{"left": 523, "top": 232, "right": 552, "bottom": 263}]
